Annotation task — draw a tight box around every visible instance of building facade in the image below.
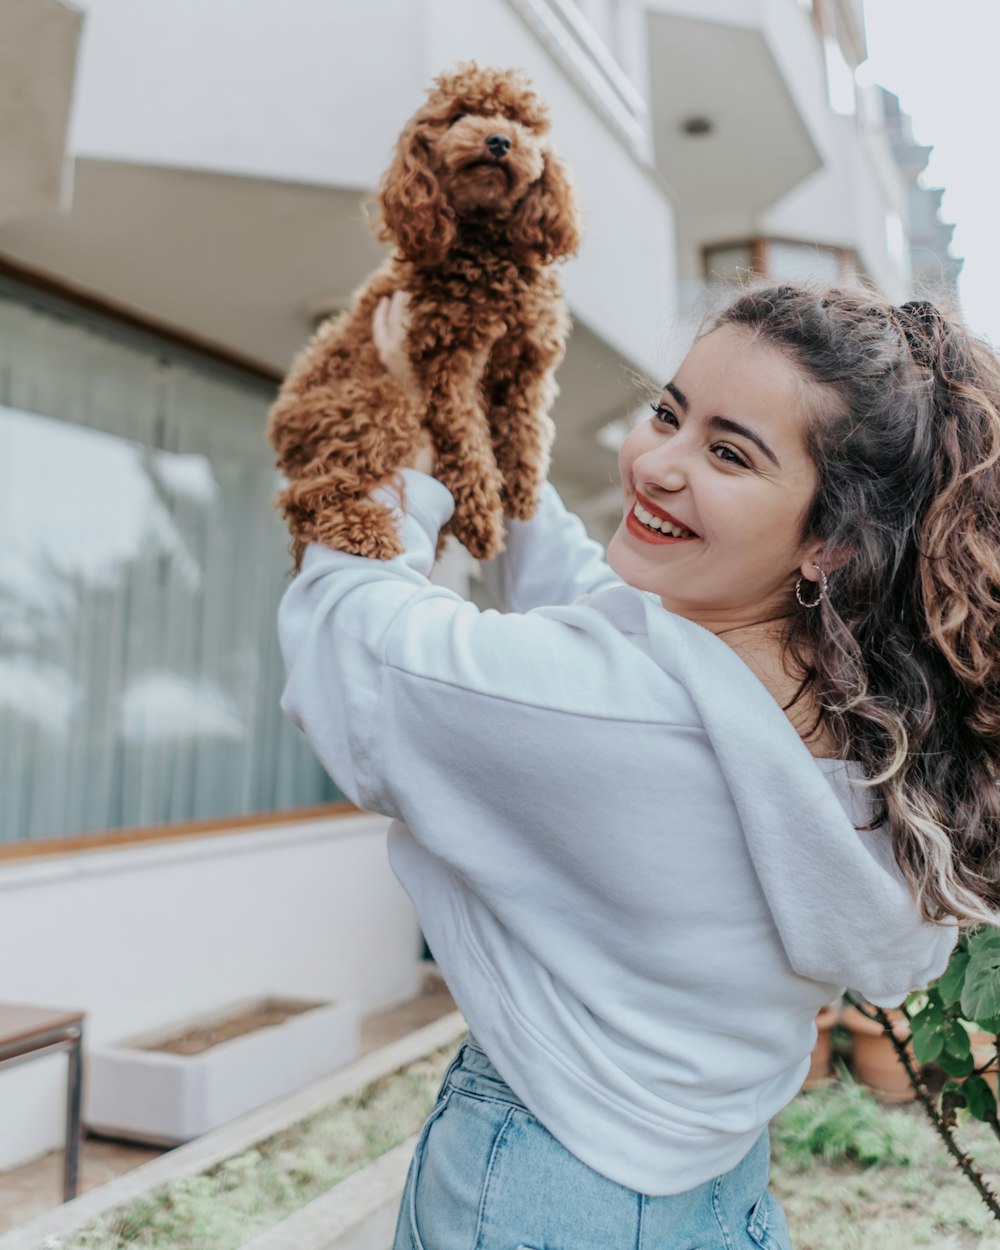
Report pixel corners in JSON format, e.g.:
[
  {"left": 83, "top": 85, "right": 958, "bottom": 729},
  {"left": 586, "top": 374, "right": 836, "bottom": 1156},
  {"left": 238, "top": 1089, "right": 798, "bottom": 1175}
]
[{"left": 0, "top": 0, "right": 958, "bottom": 1173}]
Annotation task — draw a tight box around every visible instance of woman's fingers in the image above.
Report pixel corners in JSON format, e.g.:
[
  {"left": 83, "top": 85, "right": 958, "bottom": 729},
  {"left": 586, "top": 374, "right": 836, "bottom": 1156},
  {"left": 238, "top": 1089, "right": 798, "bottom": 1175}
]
[
  {"left": 373, "top": 293, "right": 433, "bottom": 473},
  {"left": 373, "top": 291, "right": 416, "bottom": 387},
  {"left": 410, "top": 428, "right": 437, "bottom": 475},
  {"left": 387, "top": 289, "right": 411, "bottom": 342},
  {"left": 373, "top": 295, "right": 389, "bottom": 354}
]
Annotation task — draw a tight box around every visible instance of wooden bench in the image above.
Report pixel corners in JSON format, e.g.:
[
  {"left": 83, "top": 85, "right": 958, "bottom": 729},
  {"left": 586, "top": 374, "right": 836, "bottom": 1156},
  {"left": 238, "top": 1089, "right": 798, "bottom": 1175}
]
[{"left": 0, "top": 1004, "right": 85, "bottom": 1201}]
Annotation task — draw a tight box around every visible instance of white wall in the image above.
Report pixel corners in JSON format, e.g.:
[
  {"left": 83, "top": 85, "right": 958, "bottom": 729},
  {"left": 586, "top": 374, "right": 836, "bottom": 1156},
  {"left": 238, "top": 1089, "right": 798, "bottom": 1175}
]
[
  {"left": 67, "top": 0, "right": 427, "bottom": 190},
  {"left": 60, "top": 0, "right": 674, "bottom": 380},
  {"left": 422, "top": 0, "right": 675, "bottom": 376},
  {"left": 0, "top": 812, "right": 419, "bottom": 1173}
]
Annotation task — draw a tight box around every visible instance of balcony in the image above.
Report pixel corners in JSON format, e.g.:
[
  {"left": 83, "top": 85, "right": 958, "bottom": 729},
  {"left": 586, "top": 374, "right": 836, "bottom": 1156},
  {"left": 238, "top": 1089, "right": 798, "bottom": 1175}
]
[{"left": 644, "top": 0, "right": 830, "bottom": 217}]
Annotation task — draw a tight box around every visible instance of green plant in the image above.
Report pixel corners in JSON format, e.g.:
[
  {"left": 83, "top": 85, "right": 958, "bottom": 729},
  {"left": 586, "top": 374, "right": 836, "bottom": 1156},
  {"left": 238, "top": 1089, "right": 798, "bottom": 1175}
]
[
  {"left": 54, "top": 1042, "right": 458, "bottom": 1250},
  {"left": 772, "top": 1063, "right": 924, "bottom": 1169},
  {"left": 846, "top": 925, "right": 1000, "bottom": 1221}
]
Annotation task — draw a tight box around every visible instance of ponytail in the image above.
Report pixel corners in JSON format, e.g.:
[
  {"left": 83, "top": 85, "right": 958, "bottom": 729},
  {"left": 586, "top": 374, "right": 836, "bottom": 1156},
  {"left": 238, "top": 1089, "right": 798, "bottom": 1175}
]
[{"left": 714, "top": 284, "right": 1000, "bottom": 928}]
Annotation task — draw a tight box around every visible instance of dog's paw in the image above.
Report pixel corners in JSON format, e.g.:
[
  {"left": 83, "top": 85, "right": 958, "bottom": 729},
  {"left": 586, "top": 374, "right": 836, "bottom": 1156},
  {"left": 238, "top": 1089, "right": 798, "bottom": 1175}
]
[
  {"left": 312, "top": 499, "right": 405, "bottom": 560},
  {"left": 501, "top": 472, "right": 544, "bottom": 522},
  {"left": 278, "top": 484, "right": 404, "bottom": 561}
]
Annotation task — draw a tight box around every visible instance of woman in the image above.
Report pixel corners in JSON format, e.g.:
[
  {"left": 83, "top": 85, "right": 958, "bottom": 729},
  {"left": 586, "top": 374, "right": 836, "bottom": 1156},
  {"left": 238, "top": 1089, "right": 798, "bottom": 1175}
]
[{"left": 277, "top": 284, "right": 1000, "bottom": 1249}]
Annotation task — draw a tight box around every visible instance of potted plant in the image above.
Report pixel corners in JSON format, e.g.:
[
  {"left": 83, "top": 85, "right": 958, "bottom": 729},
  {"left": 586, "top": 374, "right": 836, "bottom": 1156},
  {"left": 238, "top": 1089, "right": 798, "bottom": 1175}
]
[
  {"left": 803, "top": 997, "right": 843, "bottom": 1090},
  {"left": 840, "top": 999, "right": 918, "bottom": 1102}
]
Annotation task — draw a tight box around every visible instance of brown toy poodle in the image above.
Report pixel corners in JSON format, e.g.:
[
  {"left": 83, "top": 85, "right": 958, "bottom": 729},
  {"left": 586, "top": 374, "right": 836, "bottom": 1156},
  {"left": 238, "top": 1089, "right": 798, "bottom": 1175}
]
[{"left": 267, "top": 62, "right": 583, "bottom": 567}]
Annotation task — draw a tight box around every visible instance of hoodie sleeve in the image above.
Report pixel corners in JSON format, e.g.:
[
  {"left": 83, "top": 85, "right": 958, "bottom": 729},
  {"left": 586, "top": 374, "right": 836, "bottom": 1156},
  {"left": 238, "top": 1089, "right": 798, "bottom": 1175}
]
[
  {"left": 276, "top": 469, "right": 456, "bottom": 813},
  {"left": 477, "top": 481, "right": 622, "bottom": 612},
  {"left": 277, "top": 469, "right": 658, "bottom": 820}
]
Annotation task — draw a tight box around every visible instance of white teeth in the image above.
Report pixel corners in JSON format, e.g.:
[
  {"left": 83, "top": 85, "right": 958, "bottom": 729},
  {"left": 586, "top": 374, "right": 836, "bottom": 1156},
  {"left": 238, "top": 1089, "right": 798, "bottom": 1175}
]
[{"left": 633, "top": 501, "right": 692, "bottom": 538}]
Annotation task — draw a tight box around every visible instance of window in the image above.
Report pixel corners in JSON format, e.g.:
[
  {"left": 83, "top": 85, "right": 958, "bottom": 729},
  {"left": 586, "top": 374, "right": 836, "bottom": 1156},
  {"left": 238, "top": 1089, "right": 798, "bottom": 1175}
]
[
  {"left": 0, "top": 279, "right": 342, "bottom": 846},
  {"left": 703, "top": 239, "right": 856, "bottom": 285}
]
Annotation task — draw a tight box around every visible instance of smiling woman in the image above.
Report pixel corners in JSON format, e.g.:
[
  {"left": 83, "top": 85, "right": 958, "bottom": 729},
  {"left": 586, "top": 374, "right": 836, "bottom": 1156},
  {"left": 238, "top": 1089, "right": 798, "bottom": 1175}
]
[
  {"left": 608, "top": 324, "right": 825, "bottom": 637},
  {"left": 275, "top": 279, "right": 1000, "bottom": 1250}
]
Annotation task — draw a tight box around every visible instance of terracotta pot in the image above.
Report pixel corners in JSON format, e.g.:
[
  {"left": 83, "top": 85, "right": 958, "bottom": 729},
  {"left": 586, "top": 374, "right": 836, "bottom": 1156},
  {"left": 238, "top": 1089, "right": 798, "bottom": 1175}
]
[
  {"left": 841, "top": 1004, "right": 917, "bottom": 1102},
  {"left": 802, "top": 1001, "right": 842, "bottom": 1091},
  {"left": 968, "top": 1030, "right": 999, "bottom": 1095}
]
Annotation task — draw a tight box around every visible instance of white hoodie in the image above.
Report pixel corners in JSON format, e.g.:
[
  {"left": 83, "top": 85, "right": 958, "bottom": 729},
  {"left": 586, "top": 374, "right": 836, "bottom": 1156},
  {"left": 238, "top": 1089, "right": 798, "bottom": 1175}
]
[{"left": 278, "top": 469, "right": 958, "bottom": 1195}]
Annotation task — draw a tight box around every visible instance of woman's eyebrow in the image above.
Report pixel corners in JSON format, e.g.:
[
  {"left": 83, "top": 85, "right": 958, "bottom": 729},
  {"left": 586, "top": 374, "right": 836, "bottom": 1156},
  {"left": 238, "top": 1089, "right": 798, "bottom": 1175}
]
[
  {"left": 708, "top": 416, "right": 781, "bottom": 468},
  {"left": 662, "top": 380, "right": 781, "bottom": 468}
]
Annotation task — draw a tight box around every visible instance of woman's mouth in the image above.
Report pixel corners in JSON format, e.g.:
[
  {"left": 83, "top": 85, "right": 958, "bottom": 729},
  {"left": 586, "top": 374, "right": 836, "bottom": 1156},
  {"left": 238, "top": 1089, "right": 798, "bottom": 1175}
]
[{"left": 625, "top": 497, "right": 699, "bottom": 544}]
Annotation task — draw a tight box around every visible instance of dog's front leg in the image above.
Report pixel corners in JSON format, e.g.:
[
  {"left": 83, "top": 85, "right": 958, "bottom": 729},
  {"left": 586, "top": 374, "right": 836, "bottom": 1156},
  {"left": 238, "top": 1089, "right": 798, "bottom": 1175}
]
[{"left": 411, "top": 315, "right": 508, "bottom": 561}]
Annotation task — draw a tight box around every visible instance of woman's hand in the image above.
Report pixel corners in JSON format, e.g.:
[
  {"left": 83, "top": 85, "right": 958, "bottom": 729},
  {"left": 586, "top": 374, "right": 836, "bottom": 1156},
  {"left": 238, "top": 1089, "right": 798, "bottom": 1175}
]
[
  {"left": 373, "top": 291, "right": 435, "bottom": 474},
  {"left": 373, "top": 291, "right": 417, "bottom": 388}
]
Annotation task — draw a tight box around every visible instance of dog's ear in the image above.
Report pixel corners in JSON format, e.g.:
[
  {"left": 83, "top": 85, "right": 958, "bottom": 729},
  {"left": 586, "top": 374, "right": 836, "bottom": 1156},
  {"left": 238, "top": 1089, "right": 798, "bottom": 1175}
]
[
  {"left": 377, "top": 120, "right": 456, "bottom": 266},
  {"left": 507, "top": 149, "right": 583, "bottom": 263}
]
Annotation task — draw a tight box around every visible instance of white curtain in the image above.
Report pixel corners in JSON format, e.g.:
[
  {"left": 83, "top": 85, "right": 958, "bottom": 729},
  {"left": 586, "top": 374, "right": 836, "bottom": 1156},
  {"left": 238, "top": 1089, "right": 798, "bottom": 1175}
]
[{"left": 0, "top": 284, "right": 341, "bottom": 844}]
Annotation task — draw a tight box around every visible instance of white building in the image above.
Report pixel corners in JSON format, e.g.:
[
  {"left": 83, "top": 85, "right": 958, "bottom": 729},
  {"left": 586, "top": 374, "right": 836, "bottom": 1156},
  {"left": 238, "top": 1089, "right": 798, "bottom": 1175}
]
[{"left": 0, "top": 0, "right": 956, "bottom": 1175}]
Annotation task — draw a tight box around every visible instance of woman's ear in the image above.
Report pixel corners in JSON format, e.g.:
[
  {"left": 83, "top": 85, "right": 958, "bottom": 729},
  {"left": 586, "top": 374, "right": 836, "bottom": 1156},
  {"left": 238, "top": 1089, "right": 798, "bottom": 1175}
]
[
  {"left": 377, "top": 121, "right": 456, "bottom": 265},
  {"left": 799, "top": 541, "right": 852, "bottom": 583},
  {"left": 507, "top": 149, "right": 583, "bottom": 262}
]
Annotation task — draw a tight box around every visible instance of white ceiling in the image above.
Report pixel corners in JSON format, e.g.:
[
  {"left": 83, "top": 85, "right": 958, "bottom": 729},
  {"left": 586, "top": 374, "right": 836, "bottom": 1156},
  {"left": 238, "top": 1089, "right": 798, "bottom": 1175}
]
[{"left": 0, "top": 158, "right": 639, "bottom": 501}]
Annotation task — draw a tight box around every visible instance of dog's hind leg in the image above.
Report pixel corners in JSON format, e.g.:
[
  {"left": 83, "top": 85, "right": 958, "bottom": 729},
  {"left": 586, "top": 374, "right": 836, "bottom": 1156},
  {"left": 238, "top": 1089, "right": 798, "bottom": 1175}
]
[{"left": 483, "top": 293, "right": 569, "bottom": 521}]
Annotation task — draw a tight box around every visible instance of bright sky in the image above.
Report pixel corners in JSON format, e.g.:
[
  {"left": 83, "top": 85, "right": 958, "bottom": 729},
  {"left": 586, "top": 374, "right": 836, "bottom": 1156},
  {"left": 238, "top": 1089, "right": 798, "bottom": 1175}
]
[{"left": 859, "top": 1, "right": 1000, "bottom": 346}]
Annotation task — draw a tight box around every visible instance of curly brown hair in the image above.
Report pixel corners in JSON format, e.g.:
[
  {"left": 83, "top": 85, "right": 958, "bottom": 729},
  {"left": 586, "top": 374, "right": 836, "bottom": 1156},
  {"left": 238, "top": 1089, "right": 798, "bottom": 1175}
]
[
  {"left": 710, "top": 283, "right": 1000, "bottom": 929},
  {"left": 377, "top": 62, "right": 580, "bottom": 267}
]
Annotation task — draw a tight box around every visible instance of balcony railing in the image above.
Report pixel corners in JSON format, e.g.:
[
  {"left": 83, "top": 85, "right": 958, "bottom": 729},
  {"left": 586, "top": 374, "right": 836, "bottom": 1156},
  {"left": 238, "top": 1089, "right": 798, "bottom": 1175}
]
[{"left": 504, "top": 0, "right": 648, "bottom": 152}]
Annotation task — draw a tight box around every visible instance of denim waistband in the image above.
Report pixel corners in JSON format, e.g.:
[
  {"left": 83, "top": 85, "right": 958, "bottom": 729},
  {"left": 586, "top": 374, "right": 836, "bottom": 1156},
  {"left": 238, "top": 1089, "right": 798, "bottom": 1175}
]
[{"left": 449, "top": 1033, "right": 530, "bottom": 1112}]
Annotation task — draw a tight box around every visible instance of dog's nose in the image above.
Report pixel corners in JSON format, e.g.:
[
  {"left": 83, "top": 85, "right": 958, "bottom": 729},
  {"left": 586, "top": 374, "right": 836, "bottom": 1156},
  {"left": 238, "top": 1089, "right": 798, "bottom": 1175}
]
[{"left": 486, "top": 133, "right": 511, "bottom": 158}]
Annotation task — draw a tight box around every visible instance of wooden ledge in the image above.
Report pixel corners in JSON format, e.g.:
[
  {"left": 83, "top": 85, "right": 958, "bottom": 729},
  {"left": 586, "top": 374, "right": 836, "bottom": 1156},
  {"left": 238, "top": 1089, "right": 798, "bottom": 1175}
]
[{"left": 0, "top": 802, "right": 361, "bottom": 865}]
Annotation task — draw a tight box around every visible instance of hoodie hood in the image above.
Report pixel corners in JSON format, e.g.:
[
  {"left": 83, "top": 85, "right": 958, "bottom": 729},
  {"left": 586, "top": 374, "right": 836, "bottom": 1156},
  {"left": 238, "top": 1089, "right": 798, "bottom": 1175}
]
[{"left": 582, "top": 583, "right": 959, "bottom": 1007}]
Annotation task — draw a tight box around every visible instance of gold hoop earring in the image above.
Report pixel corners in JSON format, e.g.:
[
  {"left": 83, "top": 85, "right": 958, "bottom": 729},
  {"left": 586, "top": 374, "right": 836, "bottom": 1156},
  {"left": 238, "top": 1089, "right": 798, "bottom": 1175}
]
[{"left": 795, "top": 563, "right": 829, "bottom": 608}]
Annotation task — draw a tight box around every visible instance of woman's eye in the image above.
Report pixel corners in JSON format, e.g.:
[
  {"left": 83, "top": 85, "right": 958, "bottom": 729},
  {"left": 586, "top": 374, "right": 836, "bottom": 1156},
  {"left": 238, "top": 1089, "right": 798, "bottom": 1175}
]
[
  {"left": 713, "top": 444, "right": 750, "bottom": 468},
  {"left": 448, "top": 112, "right": 468, "bottom": 127},
  {"left": 649, "top": 402, "right": 678, "bottom": 427}
]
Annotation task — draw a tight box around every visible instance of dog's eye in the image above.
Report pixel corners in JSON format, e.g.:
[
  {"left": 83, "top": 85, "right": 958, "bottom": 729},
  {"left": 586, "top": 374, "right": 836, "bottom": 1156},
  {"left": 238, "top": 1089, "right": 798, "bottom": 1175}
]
[{"left": 448, "top": 112, "right": 468, "bottom": 127}]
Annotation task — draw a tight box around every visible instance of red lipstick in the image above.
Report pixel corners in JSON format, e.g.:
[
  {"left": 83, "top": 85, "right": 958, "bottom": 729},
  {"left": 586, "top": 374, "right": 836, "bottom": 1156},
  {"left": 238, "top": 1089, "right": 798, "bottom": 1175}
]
[{"left": 625, "top": 492, "right": 699, "bottom": 545}]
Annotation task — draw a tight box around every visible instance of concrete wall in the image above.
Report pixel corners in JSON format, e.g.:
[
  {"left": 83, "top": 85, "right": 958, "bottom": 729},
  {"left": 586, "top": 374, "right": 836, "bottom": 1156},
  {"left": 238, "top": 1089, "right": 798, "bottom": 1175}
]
[
  {"left": 0, "top": 812, "right": 417, "bottom": 1172},
  {"left": 59, "top": 0, "right": 674, "bottom": 379}
]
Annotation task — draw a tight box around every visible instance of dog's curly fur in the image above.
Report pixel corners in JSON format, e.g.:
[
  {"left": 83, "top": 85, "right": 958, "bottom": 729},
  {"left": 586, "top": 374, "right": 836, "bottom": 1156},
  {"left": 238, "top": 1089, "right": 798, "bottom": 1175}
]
[{"left": 267, "top": 62, "right": 582, "bottom": 567}]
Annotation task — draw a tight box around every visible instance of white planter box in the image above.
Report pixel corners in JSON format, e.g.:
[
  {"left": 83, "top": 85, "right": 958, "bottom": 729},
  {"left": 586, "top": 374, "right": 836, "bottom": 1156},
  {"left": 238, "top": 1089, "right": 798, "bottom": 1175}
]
[
  {"left": 85, "top": 997, "right": 360, "bottom": 1145},
  {"left": 0, "top": 1013, "right": 467, "bottom": 1250}
]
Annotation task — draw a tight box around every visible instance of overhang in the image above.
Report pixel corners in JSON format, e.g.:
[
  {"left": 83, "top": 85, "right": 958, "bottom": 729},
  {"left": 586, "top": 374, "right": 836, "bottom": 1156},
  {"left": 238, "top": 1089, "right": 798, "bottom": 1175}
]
[
  {"left": 0, "top": 159, "right": 638, "bottom": 508},
  {"left": 646, "top": 1, "right": 828, "bottom": 214}
]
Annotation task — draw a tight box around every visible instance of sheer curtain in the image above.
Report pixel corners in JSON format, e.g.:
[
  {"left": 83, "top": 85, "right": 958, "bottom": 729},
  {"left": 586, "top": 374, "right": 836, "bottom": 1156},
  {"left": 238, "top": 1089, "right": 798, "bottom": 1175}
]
[{"left": 0, "top": 282, "right": 342, "bottom": 845}]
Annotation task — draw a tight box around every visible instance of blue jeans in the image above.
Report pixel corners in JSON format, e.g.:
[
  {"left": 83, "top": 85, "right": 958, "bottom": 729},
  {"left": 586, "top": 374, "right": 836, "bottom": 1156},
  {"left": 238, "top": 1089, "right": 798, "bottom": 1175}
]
[{"left": 392, "top": 1034, "right": 793, "bottom": 1250}]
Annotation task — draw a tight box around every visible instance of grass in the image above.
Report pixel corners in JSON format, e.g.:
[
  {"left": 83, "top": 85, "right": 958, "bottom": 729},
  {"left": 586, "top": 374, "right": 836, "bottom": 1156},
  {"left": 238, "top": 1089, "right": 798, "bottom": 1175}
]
[
  {"left": 41, "top": 1043, "right": 1000, "bottom": 1249},
  {"left": 49, "top": 1041, "right": 458, "bottom": 1250},
  {"left": 770, "top": 1063, "right": 1000, "bottom": 1248}
]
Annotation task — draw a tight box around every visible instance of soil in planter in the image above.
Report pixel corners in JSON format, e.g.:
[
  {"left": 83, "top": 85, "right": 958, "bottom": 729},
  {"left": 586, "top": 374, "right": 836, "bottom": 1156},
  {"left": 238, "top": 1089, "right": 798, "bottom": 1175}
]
[
  {"left": 60, "top": 1039, "right": 462, "bottom": 1250},
  {"left": 137, "top": 999, "right": 328, "bottom": 1056}
]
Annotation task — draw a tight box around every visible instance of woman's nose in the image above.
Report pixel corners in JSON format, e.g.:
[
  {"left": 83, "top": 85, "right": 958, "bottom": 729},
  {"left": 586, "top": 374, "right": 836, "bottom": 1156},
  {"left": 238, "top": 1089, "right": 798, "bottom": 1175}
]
[{"left": 634, "top": 444, "right": 688, "bottom": 494}]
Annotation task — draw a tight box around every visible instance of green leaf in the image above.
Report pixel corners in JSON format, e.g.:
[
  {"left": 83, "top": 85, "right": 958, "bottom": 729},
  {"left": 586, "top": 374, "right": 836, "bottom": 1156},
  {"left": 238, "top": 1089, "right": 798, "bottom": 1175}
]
[
  {"left": 961, "top": 1075, "right": 997, "bottom": 1122},
  {"left": 968, "top": 925, "right": 1000, "bottom": 954},
  {"left": 911, "top": 1022, "right": 945, "bottom": 1064},
  {"left": 944, "top": 1023, "right": 972, "bottom": 1059},
  {"left": 935, "top": 948, "right": 970, "bottom": 1009},
  {"left": 937, "top": 1050, "right": 976, "bottom": 1079},
  {"left": 910, "top": 994, "right": 946, "bottom": 1027},
  {"left": 960, "top": 934, "right": 1000, "bottom": 1022}
]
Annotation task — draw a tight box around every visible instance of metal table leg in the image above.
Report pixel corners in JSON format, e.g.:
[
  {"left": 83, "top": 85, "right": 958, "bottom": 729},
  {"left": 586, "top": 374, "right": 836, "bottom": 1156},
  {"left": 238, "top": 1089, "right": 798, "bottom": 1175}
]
[{"left": 63, "top": 1026, "right": 83, "bottom": 1201}]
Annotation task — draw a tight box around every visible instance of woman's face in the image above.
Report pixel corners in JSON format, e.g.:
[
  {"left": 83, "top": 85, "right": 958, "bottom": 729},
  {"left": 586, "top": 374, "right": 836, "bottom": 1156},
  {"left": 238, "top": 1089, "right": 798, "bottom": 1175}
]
[{"left": 606, "top": 325, "right": 826, "bottom": 631}]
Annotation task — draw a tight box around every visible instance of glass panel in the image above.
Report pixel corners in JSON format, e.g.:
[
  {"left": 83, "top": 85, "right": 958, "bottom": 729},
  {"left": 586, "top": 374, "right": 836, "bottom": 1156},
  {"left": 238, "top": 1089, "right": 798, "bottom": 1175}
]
[
  {"left": 704, "top": 244, "right": 754, "bottom": 282},
  {"left": 766, "top": 241, "right": 843, "bottom": 284},
  {"left": 0, "top": 287, "right": 342, "bottom": 845}
]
